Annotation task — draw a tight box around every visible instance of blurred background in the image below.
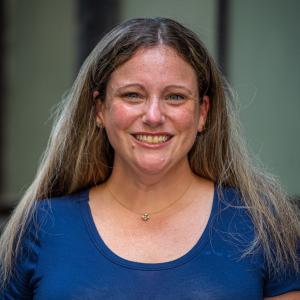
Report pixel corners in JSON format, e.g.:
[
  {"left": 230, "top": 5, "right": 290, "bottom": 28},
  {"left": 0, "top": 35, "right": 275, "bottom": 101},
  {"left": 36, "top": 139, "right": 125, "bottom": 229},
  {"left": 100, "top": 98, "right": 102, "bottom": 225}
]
[{"left": 0, "top": 0, "right": 299, "bottom": 228}]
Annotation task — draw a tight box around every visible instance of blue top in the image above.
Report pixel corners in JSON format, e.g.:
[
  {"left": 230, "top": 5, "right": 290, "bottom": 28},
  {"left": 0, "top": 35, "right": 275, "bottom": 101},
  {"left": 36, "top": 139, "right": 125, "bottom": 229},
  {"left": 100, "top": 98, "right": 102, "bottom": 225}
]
[{"left": 1, "top": 186, "right": 300, "bottom": 299}]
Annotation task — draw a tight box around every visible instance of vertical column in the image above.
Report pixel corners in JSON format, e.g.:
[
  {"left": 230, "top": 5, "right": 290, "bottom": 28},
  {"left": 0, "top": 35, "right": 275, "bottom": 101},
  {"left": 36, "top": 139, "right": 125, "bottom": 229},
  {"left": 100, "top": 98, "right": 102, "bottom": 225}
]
[
  {"left": 0, "top": 0, "right": 4, "bottom": 196},
  {"left": 77, "top": 0, "right": 120, "bottom": 66},
  {"left": 217, "top": 0, "right": 230, "bottom": 77}
]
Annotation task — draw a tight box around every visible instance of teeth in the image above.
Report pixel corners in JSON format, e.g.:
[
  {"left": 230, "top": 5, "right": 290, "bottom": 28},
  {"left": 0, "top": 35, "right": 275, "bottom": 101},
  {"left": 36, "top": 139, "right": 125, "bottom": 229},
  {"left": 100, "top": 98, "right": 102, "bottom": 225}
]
[{"left": 135, "top": 135, "right": 170, "bottom": 144}]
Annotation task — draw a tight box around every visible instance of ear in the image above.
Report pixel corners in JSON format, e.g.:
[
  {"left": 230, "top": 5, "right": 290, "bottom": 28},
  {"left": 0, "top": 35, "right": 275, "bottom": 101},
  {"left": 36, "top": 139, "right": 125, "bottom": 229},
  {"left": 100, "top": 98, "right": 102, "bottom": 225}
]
[
  {"left": 93, "top": 91, "right": 105, "bottom": 127},
  {"left": 197, "top": 95, "right": 210, "bottom": 132}
]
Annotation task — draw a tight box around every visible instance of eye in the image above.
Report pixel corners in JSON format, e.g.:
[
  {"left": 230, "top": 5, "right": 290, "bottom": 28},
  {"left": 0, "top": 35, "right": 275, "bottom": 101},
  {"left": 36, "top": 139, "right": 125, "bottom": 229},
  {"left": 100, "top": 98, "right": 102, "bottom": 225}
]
[
  {"left": 124, "top": 92, "right": 140, "bottom": 98},
  {"left": 121, "top": 92, "right": 144, "bottom": 103},
  {"left": 165, "top": 94, "right": 186, "bottom": 104}
]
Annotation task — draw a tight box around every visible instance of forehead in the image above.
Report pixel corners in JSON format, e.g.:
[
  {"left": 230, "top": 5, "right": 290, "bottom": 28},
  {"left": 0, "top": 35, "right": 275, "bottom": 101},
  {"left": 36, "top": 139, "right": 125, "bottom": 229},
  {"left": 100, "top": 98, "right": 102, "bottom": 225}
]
[{"left": 108, "top": 46, "right": 198, "bottom": 88}]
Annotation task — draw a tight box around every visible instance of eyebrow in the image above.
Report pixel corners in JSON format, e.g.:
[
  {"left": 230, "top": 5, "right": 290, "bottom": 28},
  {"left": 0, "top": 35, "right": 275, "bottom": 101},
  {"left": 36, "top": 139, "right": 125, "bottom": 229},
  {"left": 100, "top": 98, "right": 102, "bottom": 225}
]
[
  {"left": 114, "top": 83, "right": 194, "bottom": 96},
  {"left": 114, "top": 83, "right": 144, "bottom": 92},
  {"left": 163, "top": 85, "right": 194, "bottom": 96}
]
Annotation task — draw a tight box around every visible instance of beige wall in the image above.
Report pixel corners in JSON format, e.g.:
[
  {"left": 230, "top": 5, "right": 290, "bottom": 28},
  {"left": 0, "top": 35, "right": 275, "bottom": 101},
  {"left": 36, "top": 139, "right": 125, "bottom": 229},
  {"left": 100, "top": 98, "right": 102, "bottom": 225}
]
[
  {"left": 120, "top": 0, "right": 217, "bottom": 58},
  {"left": 229, "top": 0, "right": 300, "bottom": 195},
  {"left": 3, "top": 0, "right": 76, "bottom": 203}
]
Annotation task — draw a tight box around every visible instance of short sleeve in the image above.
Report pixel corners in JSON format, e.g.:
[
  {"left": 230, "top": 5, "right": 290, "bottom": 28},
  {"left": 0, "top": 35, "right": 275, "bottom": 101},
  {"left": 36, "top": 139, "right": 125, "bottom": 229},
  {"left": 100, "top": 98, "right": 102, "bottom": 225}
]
[
  {"left": 0, "top": 202, "right": 46, "bottom": 299},
  {"left": 264, "top": 268, "right": 300, "bottom": 297}
]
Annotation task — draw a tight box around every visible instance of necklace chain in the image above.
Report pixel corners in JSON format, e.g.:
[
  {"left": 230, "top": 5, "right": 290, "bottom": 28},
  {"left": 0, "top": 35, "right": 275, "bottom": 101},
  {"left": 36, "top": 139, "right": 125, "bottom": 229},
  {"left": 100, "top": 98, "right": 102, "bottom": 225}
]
[{"left": 106, "top": 178, "right": 194, "bottom": 222}]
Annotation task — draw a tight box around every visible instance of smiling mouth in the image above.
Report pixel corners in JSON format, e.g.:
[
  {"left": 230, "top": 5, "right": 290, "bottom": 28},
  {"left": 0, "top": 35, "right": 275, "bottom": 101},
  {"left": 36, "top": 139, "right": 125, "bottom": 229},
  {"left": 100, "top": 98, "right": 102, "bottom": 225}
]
[{"left": 132, "top": 134, "right": 173, "bottom": 144}]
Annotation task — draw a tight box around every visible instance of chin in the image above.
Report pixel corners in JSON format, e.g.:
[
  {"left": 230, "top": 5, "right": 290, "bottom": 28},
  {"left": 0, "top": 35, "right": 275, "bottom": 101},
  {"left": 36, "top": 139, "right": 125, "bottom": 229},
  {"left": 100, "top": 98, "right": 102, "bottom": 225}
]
[{"left": 134, "top": 159, "right": 169, "bottom": 175}]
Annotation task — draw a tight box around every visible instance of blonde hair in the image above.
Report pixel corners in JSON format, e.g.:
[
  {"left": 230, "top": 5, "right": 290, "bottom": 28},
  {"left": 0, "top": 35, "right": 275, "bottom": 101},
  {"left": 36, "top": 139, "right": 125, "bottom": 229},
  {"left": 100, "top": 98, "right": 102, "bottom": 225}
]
[{"left": 1, "top": 17, "right": 299, "bottom": 287}]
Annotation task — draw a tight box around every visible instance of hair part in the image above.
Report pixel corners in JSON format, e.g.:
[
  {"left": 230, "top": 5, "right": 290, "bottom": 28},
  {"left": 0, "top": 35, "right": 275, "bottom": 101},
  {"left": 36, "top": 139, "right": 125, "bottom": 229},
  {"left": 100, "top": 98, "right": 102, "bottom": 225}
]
[{"left": 1, "top": 17, "right": 299, "bottom": 288}]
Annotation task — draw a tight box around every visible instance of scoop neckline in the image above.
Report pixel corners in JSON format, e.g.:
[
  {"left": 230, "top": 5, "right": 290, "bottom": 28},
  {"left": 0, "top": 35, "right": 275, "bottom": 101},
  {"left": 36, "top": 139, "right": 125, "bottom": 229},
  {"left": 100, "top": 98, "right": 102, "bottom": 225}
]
[{"left": 78, "top": 184, "right": 218, "bottom": 271}]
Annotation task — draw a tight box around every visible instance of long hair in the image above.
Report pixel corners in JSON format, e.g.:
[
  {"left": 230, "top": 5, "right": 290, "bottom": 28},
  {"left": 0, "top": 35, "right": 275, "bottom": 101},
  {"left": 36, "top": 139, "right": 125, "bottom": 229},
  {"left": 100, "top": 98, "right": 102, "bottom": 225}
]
[{"left": 1, "top": 17, "right": 299, "bottom": 286}]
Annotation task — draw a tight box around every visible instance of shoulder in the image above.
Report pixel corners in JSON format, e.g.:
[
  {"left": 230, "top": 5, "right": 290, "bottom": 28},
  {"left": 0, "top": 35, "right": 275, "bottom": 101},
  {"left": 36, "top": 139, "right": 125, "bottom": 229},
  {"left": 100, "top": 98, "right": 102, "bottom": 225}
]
[
  {"left": 36, "top": 188, "right": 89, "bottom": 207},
  {"left": 24, "top": 188, "right": 90, "bottom": 252},
  {"left": 0, "top": 190, "right": 89, "bottom": 297},
  {"left": 214, "top": 185, "right": 300, "bottom": 296},
  {"left": 215, "top": 185, "right": 253, "bottom": 222},
  {"left": 210, "top": 185, "right": 256, "bottom": 252},
  {"left": 15, "top": 188, "right": 90, "bottom": 262},
  {"left": 214, "top": 184, "right": 249, "bottom": 220},
  {"left": 35, "top": 188, "right": 89, "bottom": 216},
  {"left": 216, "top": 184, "right": 243, "bottom": 205},
  {"left": 30, "top": 188, "right": 90, "bottom": 235}
]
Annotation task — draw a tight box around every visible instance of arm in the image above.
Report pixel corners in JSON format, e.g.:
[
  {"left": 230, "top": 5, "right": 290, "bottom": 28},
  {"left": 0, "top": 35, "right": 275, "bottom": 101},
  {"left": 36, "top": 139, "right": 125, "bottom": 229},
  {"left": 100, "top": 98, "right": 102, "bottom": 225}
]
[
  {"left": 265, "top": 291, "right": 300, "bottom": 300},
  {"left": 0, "top": 201, "right": 46, "bottom": 299}
]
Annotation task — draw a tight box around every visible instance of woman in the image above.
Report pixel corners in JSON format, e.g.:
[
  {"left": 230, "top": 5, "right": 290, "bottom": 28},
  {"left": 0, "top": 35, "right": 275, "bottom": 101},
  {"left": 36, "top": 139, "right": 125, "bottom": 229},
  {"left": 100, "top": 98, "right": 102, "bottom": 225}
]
[{"left": 0, "top": 17, "right": 299, "bottom": 299}]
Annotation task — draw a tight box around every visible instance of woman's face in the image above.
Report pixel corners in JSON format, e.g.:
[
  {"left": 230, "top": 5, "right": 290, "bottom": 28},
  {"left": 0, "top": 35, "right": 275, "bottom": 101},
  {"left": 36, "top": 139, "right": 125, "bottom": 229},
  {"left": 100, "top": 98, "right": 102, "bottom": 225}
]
[{"left": 96, "top": 45, "right": 209, "bottom": 176}]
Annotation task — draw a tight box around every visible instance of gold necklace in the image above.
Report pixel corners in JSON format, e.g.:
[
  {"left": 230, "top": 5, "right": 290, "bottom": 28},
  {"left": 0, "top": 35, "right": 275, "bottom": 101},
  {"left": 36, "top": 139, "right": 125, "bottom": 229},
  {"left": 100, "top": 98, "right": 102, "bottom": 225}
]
[{"left": 106, "top": 178, "right": 194, "bottom": 222}]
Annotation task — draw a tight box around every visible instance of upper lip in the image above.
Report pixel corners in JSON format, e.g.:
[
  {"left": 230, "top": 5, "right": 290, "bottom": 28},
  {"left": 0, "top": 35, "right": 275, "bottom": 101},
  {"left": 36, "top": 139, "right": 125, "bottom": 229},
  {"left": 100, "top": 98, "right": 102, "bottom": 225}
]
[{"left": 131, "top": 132, "right": 173, "bottom": 136}]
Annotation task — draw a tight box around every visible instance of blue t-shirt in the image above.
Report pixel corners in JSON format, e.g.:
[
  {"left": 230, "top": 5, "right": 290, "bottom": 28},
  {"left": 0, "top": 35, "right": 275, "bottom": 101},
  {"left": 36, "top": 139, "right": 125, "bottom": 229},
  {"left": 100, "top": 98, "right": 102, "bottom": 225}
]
[{"left": 1, "top": 186, "right": 300, "bottom": 299}]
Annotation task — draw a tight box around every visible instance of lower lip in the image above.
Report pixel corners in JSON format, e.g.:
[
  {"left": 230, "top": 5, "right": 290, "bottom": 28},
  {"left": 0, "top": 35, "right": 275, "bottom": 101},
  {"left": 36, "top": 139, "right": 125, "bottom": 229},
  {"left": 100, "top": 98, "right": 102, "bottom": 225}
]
[{"left": 131, "top": 135, "right": 173, "bottom": 149}]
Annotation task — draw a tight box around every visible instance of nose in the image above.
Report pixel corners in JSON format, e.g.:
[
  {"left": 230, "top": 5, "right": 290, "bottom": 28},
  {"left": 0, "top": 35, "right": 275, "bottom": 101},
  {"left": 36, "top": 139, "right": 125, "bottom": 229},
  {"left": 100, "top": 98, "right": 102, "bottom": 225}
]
[{"left": 142, "top": 97, "right": 165, "bottom": 127}]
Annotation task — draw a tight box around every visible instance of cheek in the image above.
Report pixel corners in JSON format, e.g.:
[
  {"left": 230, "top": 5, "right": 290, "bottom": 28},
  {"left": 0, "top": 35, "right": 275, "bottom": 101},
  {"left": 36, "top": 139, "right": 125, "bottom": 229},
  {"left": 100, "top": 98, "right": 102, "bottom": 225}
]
[
  {"left": 104, "top": 103, "right": 139, "bottom": 131},
  {"left": 170, "top": 107, "right": 200, "bottom": 132}
]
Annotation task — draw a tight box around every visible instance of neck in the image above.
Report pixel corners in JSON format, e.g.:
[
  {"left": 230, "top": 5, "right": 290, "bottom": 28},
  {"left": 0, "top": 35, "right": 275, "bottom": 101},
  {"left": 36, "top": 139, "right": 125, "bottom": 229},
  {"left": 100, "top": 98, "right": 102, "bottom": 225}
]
[{"left": 105, "top": 158, "right": 195, "bottom": 214}]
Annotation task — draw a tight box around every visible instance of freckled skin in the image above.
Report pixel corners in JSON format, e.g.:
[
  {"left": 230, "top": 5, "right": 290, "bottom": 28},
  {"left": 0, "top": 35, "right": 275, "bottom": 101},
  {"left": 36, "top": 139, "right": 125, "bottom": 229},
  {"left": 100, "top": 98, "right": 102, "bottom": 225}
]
[{"left": 96, "top": 46, "right": 209, "bottom": 177}]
